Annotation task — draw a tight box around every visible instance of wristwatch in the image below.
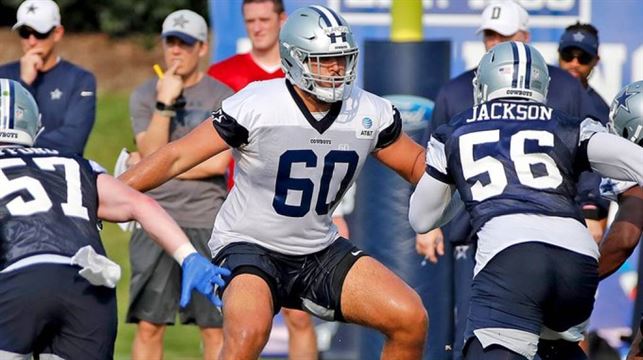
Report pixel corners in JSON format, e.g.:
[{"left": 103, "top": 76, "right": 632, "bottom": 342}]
[{"left": 155, "top": 101, "right": 176, "bottom": 117}]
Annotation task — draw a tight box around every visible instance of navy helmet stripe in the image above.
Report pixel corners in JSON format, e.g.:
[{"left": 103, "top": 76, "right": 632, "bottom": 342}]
[
  {"left": 524, "top": 44, "right": 532, "bottom": 89},
  {"left": 310, "top": 6, "right": 332, "bottom": 27},
  {"left": 8, "top": 79, "right": 15, "bottom": 128},
  {"left": 325, "top": 7, "right": 344, "bottom": 25},
  {"left": 510, "top": 42, "right": 519, "bottom": 88}
]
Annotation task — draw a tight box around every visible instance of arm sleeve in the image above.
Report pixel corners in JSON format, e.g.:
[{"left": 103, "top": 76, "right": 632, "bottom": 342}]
[
  {"left": 211, "top": 108, "right": 249, "bottom": 148},
  {"left": 585, "top": 132, "right": 643, "bottom": 186},
  {"left": 425, "top": 134, "right": 453, "bottom": 184},
  {"left": 374, "top": 105, "right": 403, "bottom": 150},
  {"left": 409, "top": 171, "right": 454, "bottom": 234},
  {"left": 36, "top": 72, "right": 96, "bottom": 155}
]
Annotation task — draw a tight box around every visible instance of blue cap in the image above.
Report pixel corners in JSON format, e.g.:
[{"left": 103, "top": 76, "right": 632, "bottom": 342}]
[{"left": 558, "top": 29, "right": 598, "bottom": 57}]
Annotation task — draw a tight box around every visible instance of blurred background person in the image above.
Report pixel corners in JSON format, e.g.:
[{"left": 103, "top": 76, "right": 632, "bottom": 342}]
[
  {"left": 126, "top": 9, "right": 232, "bottom": 360},
  {"left": 0, "top": 0, "right": 96, "bottom": 156},
  {"left": 558, "top": 22, "right": 611, "bottom": 244}
]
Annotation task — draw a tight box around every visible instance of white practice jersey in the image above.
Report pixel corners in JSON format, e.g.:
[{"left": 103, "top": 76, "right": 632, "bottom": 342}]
[{"left": 208, "top": 79, "right": 402, "bottom": 256}]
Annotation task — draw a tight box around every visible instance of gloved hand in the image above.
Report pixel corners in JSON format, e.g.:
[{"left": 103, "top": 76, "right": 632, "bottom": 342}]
[{"left": 180, "top": 253, "right": 231, "bottom": 308}]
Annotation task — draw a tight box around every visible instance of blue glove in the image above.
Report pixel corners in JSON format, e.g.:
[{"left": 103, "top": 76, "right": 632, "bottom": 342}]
[{"left": 180, "top": 253, "right": 231, "bottom": 308}]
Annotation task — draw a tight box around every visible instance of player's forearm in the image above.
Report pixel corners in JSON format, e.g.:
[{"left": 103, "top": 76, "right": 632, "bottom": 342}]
[
  {"left": 598, "top": 222, "right": 640, "bottom": 278},
  {"left": 137, "top": 113, "right": 172, "bottom": 157},
  {"left": 132, "top": 194, "right": 191, "bottom": 256},
  {"left": 119, "top": 142, "right": 182, "bottom": 192},
  {"left": 177, "top": 150, "right": 231, "bottom": 180},
  {"left": 598, "top": 186, "right": 643, "bottom": 278}
]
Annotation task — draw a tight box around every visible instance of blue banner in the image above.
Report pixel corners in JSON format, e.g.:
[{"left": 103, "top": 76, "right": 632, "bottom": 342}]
[{"left": 210, "top": 0, "right": 642, "bottom": 103}]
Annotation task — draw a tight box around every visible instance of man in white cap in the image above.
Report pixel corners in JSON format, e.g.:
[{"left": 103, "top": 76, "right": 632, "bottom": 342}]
[
  {"left": 0, "top": 0, "right": 96, "bottom": 157},
  {"left": 125, "top": 9, "right": 233, "bottom": 360},
  {"left": 416, "top": 1, "right": 605, "bottom": 359}
]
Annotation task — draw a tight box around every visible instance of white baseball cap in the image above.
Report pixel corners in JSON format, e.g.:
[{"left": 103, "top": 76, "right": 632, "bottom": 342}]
[
  {"left": 477, "top": 0, "right": 529, "bottom": 36},
  {"left": 12, "top": 0, "right": 61, "bottom": 34},
  {"left": 162, "top": 10, "right": 208, "bottom": 45}
]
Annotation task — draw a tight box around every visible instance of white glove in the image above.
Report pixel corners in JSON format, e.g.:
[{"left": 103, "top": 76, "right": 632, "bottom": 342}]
[{"left": 71, "top": 246, "right": 122, "bottom": 288}]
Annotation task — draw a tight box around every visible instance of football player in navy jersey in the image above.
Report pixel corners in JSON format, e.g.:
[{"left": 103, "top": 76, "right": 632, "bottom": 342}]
[
  {"left": 595, "top": 80, "right": 643, "bottom": 359},
  {"left": 416, "top": 3, "right": 608, "bottom": 358},
  {"left": 409, "top": 42, "right": 643, "bottom": 360},
  {"left": 121, "top": 5, "right": 428, "bottom": 360},
  {"left": 0, "top": 79, "right": 230, "bottom": 360}
]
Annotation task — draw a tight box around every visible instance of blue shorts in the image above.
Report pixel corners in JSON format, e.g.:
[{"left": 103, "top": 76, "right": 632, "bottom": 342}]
[
  {"left": 465, "top": 242, "right": 598, "bottom": 339},
  {"left": 0, "top": 264, "right": 117, "bottom": 359},
  {"left": 212, "top": 238, "right": 365, "bottom": 321}
]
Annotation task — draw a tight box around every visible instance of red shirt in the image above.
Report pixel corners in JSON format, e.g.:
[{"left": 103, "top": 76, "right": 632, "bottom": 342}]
[
  {"left": 207, "top": 53, "right": 285, "bottom": 188},
  {"left": 207, "top": 53, "right": 284, "bottom": 92}
]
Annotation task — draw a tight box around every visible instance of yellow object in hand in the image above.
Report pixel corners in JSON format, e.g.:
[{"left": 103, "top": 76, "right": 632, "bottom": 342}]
[{"left": 153, "top": 64, "right": 164, "bottom": 79}]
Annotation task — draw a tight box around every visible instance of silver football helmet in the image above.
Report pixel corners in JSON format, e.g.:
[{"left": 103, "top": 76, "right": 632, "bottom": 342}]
[
  {"left": 0, "top": 78, "right": 41, "bottom": 146},
  {"left": 609, "top": 80, "right": 643, "bottom": 146},
  {"left": 473, "top": 41, "right": 550, "bottom": 105},
  {"left": 280, "top": 5, "right": 358, "bottom": 103}
]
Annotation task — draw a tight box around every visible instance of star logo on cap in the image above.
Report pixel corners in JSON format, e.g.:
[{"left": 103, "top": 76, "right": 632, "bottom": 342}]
[
  {"left": 173, "top": 15, "right": 189, "bottom": 29},
  {"left": 27, "top": 4, "right": 37, "bottom": 14},
  {"left": 572, "top": 31, "right": 585, "bottom": 42},
  {"left": 615, "top": 89, "right": 638, "bottom": 113}
]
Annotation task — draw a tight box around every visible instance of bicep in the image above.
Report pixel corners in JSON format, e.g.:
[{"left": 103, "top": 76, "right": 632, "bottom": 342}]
[
  {"left": 96, "top": 174, "right": 138, "bottom": 222},
  {"left": 373, "top": 133, "right": 425, "bottom": 184},
  {"left": 173, "top": 119, "right": 231, "bottom": 167}
]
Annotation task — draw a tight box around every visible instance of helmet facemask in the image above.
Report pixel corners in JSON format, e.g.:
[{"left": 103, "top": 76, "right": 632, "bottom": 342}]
[{"left": 297, "top": 49, "right": 358, "bottom": 103}]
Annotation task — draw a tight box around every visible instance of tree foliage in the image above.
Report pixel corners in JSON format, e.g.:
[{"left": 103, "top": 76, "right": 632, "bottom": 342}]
[{"left": 0, "top": 0, "right": 208, "bottom": 37}]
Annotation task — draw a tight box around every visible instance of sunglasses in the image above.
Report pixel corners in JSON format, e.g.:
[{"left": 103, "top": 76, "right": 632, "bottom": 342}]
[
  {"left": 560, "top": 50, "right": 594, "bottom": 65},
  {"left": 18, "top": 27, "right": 54, "bottom": 40}
]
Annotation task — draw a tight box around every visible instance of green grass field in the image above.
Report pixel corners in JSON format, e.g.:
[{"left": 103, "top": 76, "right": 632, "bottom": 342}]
[{"left": 86, "top": 93, "right": 205, "bottom": 359}]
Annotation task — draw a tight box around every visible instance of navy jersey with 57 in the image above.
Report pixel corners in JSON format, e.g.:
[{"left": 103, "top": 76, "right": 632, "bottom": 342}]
[{"left": 0, "top": 147, "right": 104, "bottom": 270}]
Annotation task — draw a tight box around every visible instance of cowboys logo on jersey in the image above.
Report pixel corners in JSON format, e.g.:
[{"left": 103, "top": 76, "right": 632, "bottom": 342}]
[{"left": 209, "top": 79, "right": 401, "bottom": 256}]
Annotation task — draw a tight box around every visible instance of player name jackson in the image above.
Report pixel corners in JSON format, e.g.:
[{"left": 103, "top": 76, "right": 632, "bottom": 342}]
[{"left": 466, "top": 103, "right": 553, "bottom": 123}]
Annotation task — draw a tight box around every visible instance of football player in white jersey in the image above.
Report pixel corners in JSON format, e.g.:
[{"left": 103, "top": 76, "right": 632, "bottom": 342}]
[
  {"left": 120, "top": 5, "right": 428, "bottom": 360},
  {"left": 595, "top": 81, "right": 643, "bottom": 359}
]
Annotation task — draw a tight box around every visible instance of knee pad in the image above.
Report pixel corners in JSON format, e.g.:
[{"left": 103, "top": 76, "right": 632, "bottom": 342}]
[{"left": 464, "top": 337, "right": 530, "bottom": 360}]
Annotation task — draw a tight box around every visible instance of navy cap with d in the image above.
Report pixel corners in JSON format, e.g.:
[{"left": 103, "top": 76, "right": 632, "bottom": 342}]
[
  {"left": 162, "top": 10, "right": 208, "bottom": 45},
  {"left": 559, "top": 28, "right": 599, "bottom": 57}
]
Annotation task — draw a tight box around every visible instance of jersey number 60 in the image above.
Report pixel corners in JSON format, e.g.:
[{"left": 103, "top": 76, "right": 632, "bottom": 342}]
[{"left": 273, "top": 150, "right": 358, "bottom": 217}]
